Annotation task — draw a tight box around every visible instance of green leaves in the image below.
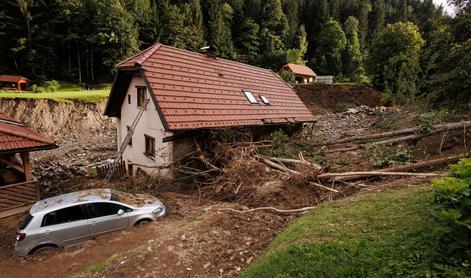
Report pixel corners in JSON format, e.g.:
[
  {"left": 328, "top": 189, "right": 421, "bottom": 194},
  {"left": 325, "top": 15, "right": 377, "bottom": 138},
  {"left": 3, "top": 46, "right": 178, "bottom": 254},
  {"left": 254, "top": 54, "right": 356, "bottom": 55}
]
[{"left": 431, "top": 157, "right": 471, "bottom": 268}]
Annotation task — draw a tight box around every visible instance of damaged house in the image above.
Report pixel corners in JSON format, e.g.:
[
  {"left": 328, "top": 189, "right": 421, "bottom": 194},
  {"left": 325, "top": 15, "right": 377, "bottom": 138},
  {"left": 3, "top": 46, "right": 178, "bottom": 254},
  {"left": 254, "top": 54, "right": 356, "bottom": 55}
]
[
  {"left": 104, "top": 43, "right": 314, "bottom": 177},
  {"left": 0, "top": 113, "right": 57, "bottom": 217}
]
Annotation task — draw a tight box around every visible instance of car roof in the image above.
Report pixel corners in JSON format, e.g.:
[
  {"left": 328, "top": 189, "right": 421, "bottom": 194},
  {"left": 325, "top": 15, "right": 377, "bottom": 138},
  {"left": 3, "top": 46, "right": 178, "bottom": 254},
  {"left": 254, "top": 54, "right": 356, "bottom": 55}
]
[{"left": 30, "top": 188, "right": 112, "bottom": 215}]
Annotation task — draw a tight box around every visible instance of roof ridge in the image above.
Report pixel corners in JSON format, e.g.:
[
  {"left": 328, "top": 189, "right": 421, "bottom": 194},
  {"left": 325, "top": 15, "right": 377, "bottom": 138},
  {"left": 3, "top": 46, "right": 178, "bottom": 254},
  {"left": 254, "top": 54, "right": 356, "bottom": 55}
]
[
  {"left": 136, "top": 43, "right": 162, "bottom": 66},
  {"left": 116, "top": 44, "right": 160, "bottom": 67},
  {"left": 156, "top": 44, "right": 273, "bottom": 73}
]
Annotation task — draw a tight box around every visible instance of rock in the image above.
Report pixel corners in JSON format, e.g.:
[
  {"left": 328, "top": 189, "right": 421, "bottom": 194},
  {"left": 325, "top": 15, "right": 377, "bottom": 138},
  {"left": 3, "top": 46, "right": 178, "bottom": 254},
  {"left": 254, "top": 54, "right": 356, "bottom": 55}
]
[{"left": 203, "top": 262, "right": 211, "bottom": 269}]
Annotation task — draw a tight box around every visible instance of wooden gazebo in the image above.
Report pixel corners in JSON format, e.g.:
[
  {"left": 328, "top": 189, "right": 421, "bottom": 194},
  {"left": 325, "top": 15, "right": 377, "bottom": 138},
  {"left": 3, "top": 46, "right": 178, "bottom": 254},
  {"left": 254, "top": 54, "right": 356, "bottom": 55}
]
[
  {"left": 0, "top": 75, "right": 30, "bottom": 92},
  {"left": 0, "top": 113, "right": 57, "bottom": 218}
]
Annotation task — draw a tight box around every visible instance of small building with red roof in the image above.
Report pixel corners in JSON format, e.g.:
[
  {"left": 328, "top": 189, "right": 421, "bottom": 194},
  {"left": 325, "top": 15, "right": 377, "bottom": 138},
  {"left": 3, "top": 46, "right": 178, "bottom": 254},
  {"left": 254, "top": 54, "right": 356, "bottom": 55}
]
[
  {"left": 0, "top": 113, "right": 57, "bottom": 217},
  {"left": 105, "top": 43, "right": 315, "bottom": 177},
  {"left": 0, "top": 75, "right": 30, "bottom": 92},
  {"left": 282, "top": 64, "right": 317, "bottom": 84}
]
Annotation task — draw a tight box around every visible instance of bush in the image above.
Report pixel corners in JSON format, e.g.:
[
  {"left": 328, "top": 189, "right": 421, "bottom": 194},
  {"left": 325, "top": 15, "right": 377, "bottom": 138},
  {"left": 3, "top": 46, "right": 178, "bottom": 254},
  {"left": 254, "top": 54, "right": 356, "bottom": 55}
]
[
  {"left": 278, "top": 70, "right": 296, "bottom": 83},
  {"left": 31, "top": 84, "right": 46, "bottom": 93},
  {"left": 269, "top": 130, "right": 295, "bottom": 158},
  {"left": 45, "top": 80, "right": 60, "bottom": 92},
  {"left": 367, "top": 144, "right": 412, "bottom": 167},
  {"left": 431, "top": 157, "right": 471, "bottom": 268}
]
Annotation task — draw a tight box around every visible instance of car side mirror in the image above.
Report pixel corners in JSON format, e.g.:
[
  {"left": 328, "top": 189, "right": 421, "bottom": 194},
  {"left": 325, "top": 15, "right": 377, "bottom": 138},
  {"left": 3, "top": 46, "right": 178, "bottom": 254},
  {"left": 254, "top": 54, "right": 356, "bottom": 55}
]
[{"left": 117, "top": 209, "right": 125, "bottom": 216}]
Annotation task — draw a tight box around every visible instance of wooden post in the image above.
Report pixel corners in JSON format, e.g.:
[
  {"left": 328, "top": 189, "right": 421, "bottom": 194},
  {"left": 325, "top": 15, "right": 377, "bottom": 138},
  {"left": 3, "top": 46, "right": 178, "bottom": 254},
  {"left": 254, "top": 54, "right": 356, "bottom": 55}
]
[{"left": 20, "top": 152, "right": 33, "bottom": 181}]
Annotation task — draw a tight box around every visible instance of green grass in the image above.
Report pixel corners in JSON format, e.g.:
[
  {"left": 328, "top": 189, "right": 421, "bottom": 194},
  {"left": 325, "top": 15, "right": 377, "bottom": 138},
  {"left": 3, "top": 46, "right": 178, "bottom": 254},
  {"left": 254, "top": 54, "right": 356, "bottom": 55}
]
[
  {"left": 0, "top": 84, "right": 111, "bottom": 104},
  {"left": 241, "top": 185, "right": 459, "bottom": 278}
]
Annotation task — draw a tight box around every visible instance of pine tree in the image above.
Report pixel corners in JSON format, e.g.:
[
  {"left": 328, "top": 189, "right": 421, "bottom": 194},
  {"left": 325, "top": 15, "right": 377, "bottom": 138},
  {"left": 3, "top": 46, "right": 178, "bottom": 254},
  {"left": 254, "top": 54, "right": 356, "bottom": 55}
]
[
  {"left": 343, "top": 16, "right": 364, "bottom": 80},
  {"left": 357, "top": 0, "right": 371, "bottom": 50},
  {"left": 92, "top": 0, "right": 140, "bottom": 72},
  {"left": 206, "top": 0, "right": 236, "bottom": 59},
  {"left": 236, "top": 18, "right": 261, "bottom": 65},
  {"left": 369, "top": 0, "right": 385, "bottom": 43},
  {"left": 282, "top": 0, "right": 300, "bottom": 47},
  {"left": 312, "top": 19, "right": 346, "bottom": 75},
  {"left": 330, "top": 0, "right": 341, "bottom": 21},
  {"left": 181, "top": 0, "right": 206, "bottom": 50},
  {"left": 260, "top": 0, "right": 289, "bottom": 69},
  {"left": 286, "top": 25, "right": 308, "bottom": 65}
]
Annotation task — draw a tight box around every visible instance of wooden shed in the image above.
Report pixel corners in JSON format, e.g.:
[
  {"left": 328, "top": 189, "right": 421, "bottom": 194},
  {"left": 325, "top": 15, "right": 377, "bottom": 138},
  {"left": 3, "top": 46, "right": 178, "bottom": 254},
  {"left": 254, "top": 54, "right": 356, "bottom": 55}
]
[
  {"left": 0, "top": 75, "right": 30, "bottom": 92},
  {"left": 0, "top": 113, "right": 57, "bottom": 218}
]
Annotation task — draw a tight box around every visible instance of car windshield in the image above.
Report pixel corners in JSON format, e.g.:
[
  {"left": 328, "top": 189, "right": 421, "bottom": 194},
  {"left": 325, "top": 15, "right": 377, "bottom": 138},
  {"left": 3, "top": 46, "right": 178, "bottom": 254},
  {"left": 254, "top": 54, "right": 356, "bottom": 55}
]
[
  {"left": 110, "top": 190, "right": 156, "bottom": 207},
  {"left": 18, "top": 213, "right": 33, "bottom": 230}
]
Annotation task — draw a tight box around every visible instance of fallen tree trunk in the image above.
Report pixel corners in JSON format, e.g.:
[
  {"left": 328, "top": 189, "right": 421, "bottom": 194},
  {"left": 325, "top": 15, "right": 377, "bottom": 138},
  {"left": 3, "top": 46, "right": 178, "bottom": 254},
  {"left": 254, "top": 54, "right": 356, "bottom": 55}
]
[
  {"left": 380, "top": 154, "right": 468, "bottom": 173},
  {"left": 318, "top": 171, "right": 441, "bottom": 179},
  {"left": 309, "top": 182, "right": 339, "bottom": 193},
  {"left": 216, "top": 206, "right": 316, "bottom": 214},
  {"left": 260, "top": 157, "right": 301, "bottom": 175},
  {"left": 321, "top": 120, "right": 471, "bottom": 146},
  {"left": 257, "top": 155, "right": 322, "bottom": 170},
  {"left": 326, "top": 154, "right": 467, "bottom": 182}
]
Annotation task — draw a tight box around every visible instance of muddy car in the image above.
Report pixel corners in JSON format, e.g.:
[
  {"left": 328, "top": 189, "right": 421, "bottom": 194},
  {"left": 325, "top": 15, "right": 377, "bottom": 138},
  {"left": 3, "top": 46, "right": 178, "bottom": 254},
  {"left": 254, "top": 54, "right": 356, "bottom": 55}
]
[{"left": 14, "top": 188, "right": 166, "bottom": 256}]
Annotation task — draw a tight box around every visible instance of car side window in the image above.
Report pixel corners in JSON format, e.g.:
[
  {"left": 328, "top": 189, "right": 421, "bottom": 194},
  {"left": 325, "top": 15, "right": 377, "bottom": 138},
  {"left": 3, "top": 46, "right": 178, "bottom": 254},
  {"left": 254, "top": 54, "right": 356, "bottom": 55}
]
[
  {"left": 42, "top": 205, "right": 86, "bottom": 227},
  {"left": 86, "top": 203, "right": 131, "bottom": 219}
]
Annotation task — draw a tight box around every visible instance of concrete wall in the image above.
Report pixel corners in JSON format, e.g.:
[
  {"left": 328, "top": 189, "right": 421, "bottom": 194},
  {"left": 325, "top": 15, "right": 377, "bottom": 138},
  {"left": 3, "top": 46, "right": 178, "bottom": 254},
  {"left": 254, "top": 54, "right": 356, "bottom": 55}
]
[{"left": 119, "top": 76, "right": 174, "bottom": 177}]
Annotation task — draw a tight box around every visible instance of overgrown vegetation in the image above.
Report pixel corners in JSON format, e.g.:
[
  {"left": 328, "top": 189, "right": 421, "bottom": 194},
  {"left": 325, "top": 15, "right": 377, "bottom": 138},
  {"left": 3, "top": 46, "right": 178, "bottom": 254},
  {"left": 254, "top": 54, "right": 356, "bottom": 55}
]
[
  {"left": 1, "top": 0, "right": 469, "bottom": 110},
  {"left": 431, "top": 157, "right": 471, "bottom": 272},
  {"left": 242, "top": 185, "right": 470, "bottom": 277},
  {"left": 367, "top": 144, "right": 412, "bottom": 167}
]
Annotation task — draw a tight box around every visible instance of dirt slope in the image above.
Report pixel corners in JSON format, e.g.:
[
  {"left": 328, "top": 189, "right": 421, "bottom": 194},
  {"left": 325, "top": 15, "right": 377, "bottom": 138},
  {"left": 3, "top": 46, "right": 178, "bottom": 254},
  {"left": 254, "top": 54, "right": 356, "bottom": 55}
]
[
  {"left": 0, "top": 99, "right": 113, "bottom": 135},
  {"left": 295, "top": 84, "right": 382, "bottom": 115}
]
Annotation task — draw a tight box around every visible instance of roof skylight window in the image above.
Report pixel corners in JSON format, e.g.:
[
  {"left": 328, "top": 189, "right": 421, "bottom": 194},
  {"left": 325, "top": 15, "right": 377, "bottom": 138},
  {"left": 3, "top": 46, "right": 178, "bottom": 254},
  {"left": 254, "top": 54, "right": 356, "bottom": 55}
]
[
  {"left": 243, "top": 90, "right": 259, "bottom": 104},
  {"left": 260, "top": 95, "right": 270, "bottom": 105}
]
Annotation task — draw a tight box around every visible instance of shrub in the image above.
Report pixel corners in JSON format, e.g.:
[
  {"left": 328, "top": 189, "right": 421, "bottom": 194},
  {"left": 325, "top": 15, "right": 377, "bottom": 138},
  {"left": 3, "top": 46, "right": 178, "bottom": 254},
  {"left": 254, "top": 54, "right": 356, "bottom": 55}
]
[
  {"left": 431, "top": 157, "right": 471, "bottom": 268},
  {"left": 278, "top": 70, "right": 296, "bottom": 83},
  {"left": 417, "top": 111, "right": 449, "bottom": 134},
  {"left": 45, "top": 80, "right": 60, "bottom": 92},
  {"left": 31, "top": 84, "right": 46, "bottom": 93},
  {"left": 269, "top": 130, "right": 295, "bottom": 158},
  {"left": 367, "top": 144, "right": 412, "bottom": 167}
]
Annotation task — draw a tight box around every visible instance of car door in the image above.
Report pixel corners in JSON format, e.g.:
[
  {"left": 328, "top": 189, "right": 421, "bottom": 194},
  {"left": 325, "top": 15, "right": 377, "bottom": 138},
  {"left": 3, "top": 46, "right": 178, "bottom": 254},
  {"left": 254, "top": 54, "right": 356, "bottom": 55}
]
[
  {"left": 85, "top": 202, "right": 131, "bottom": 237},
  {"left": 40, "top": 205, "right": 90, "bottom": 246}
]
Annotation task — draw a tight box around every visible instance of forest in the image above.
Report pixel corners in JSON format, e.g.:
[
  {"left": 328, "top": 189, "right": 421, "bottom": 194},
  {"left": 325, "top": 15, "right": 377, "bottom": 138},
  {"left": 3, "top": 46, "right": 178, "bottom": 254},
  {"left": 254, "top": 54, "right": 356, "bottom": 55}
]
[{"left": 0, "top": 0, "right": 469, "bottom": 108}]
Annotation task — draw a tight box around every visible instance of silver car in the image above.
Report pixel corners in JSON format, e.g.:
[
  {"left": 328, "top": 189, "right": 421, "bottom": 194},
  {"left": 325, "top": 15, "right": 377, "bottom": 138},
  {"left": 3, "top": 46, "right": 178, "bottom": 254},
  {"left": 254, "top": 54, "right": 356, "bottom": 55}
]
[{"left": 14, "top": 188, "right": 166, "bottom": 256}]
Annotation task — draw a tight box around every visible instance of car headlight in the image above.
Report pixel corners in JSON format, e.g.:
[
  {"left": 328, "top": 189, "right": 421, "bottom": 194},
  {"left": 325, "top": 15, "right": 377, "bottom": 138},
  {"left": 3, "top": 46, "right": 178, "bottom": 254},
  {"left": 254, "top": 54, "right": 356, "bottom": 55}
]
[{"left": 153, "top": 207, "right": 162, "bottom": 214}]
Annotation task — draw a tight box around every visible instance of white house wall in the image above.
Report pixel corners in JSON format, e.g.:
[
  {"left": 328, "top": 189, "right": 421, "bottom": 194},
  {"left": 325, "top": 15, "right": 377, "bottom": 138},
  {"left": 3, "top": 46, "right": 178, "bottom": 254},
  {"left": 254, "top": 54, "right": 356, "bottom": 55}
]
[{"left": 119, "top": 76, "right": 173, "bottom": 177}]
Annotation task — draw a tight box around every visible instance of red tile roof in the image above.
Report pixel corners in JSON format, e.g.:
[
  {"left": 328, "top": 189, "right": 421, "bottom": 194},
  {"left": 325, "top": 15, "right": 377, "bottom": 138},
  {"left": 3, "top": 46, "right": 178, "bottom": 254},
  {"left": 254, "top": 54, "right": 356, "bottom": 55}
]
[
  {"left": 111, "top": 44, "right": 315, "bottom": 130},
  {"left": 0, "top": 113, "right": 57, "bottom": 153},
  {"left": 0, "top": 75, "right": 29, "bottom": 83},
  {"left": 283, "top": 64, "right": 317, "bottom": 77}
]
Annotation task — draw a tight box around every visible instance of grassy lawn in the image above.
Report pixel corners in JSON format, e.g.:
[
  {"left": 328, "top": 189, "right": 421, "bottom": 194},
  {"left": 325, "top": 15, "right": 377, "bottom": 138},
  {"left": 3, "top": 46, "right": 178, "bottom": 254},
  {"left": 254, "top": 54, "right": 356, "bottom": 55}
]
[
  {"left": 242, "top": 185, "right": 452, "bottom": 278},
  {"left": 0, "top": 84, "right": 111, "bottom": 103}
]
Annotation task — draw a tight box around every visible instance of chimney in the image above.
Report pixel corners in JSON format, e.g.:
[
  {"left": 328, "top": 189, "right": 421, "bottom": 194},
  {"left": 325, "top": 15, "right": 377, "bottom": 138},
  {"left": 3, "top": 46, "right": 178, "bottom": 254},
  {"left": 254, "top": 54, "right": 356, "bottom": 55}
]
[{"left": 200, "top": 46, "right": 217, "bottom": 59}]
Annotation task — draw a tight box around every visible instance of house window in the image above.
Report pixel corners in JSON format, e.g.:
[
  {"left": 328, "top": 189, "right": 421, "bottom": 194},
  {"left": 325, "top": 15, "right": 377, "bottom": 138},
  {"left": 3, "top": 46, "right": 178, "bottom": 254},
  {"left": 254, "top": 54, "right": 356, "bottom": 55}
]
[
  {"left": 137, "top": 87, "right": 146, "bottom": 107},
  {"left": 243, "top": 90, "right": 258, "bottom": 105},
  {"left": 126, "top": 126, "right": 132, "bottom": 146},
  {"left": 144, "top": 135, "right": 155, "bottom": 157},
  {"left": 128, "top": 95, "right": 131, "bottom": 104},
  {"left": 260, "top": 95, "right": 271, "bottom": 105}
]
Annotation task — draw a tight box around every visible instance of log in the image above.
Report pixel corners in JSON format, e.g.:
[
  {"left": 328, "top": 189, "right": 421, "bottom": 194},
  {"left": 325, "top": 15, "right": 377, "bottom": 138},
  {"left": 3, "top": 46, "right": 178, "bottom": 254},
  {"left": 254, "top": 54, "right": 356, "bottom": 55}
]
[
  {"left": 380, "top": 154, "right": 468, "bottom": 173},
  {"left": 324, "top": 146, "right": 362, "bottom": 153},
  {"left": 259, "top": 158, "right": 301, "bottom": 175},
  {"left": 318, "top": 171, "right": 441, "bottom": 179},
  {"left": 309, "top": 182, "right": 339, "bottom": 193},
  {"left": 216, "top": 206, "right": 316, "bottom": 214},
  {"left": 321, "top": 120, "right": 471, "bottom": 145},
  {"left": 257, "top": 155, "right": 322, "bottom": 170}
]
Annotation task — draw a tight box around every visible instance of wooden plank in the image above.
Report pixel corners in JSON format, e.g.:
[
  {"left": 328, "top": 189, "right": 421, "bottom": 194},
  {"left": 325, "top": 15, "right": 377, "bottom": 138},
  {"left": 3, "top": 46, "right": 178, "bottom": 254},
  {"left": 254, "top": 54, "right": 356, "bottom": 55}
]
[
  {"left": 20, "top": 152, "right": 33, "bottom": 181},
  {"left": 1, "top": 187, "right": 37, "bottom": 198},
  {"left": 0, "top": 180, "right": 37, "bottom": 190},
  {"left": 0, "top": 198, "right": 23, "bottom": 206},
  {"left": 0, "top": 193, "right": 34, "bottom": 203},
  {"left": 0, "top": 205, "right": 30, "bottom": 218},
  {"left": 2, "top": 185, "right": 37, "bottom": 195}
]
